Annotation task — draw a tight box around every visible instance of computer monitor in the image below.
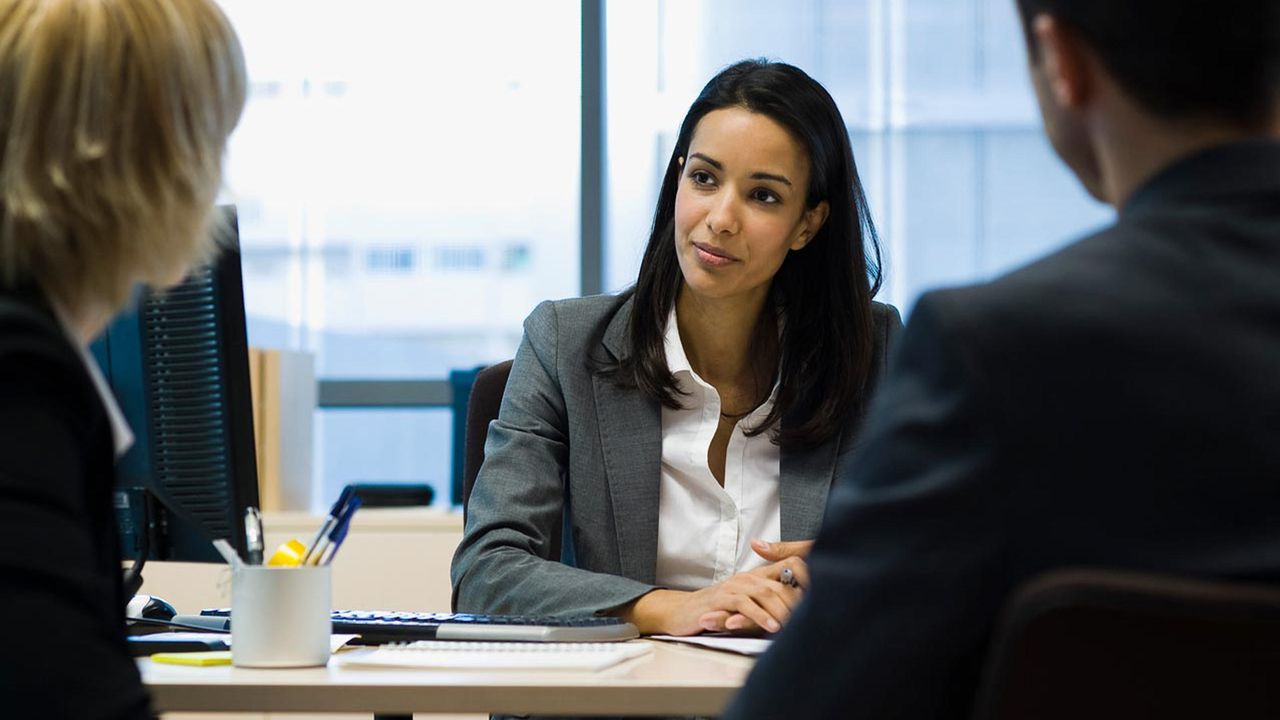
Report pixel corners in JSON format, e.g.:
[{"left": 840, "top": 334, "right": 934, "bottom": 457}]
[{"left": 91, "top": 206, "right": 259, "bottom": 571}]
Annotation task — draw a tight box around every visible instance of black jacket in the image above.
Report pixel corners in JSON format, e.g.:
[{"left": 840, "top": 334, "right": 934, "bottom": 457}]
[
  {"left": 727, "top": 139, "right": 1280, "bottom": 719},
  {"left": 0, "top": 287, "right": 152, "bottom": 718}
]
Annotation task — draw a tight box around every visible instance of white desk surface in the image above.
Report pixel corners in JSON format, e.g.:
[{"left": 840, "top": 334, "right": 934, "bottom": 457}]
[{"left": 140, "top": 639, "right": 754, "bottom": 717}]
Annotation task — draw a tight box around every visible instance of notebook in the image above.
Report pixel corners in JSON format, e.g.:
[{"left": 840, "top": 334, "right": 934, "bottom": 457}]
[{"left": 336, "top": 640, "right": 653, "bottom": 671}]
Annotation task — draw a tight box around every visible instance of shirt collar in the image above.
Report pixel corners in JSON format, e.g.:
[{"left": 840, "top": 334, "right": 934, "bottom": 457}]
[
  {"left": 662, "top": 304, "right": 781, "bottom": 419},
  {"left": 50, "top": 301, "right": 135, "bottom": 459},
  {"left": 662, "top": 305, "right": 695, "bottom": 378}
]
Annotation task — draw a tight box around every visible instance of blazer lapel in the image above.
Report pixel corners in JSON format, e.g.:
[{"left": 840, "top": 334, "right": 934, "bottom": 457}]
[
  {"left": 592, "top": 297, "right": 663, "bottom": 583},
  {"left": 779, "top": 419, "right": 842, "bottom": 541}
]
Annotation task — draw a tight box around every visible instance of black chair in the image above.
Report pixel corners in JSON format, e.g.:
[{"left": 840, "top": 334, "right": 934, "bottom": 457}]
[
  {"left": 973, "top": 568, "right": 1280, "bottom": 720},
  {"left": 460, "top": 359, "right": 513, "bottom": 522}
]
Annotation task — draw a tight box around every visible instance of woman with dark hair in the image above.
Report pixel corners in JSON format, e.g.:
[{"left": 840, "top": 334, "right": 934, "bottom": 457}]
[{"left": 451, "top": 59, "right": 900, "bottom": 636}]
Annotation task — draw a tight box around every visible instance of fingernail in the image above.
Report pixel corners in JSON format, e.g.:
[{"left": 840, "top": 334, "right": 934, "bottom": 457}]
[{"left": 767, "top": 619, "right": 780, "bottom": 632}]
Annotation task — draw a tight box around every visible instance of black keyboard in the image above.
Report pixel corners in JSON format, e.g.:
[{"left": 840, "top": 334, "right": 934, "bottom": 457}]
[{"left": 197, "top": 608, "right": 639, "bottom": 644}]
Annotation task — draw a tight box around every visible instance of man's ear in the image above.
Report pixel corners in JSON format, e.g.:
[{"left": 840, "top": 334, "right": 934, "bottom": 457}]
[
  {"left": 791, "top": 201, "right": 829, "bottom": 251},
  {"left": 1033, "top": 14, "right": 1093, "bottom": 110}
]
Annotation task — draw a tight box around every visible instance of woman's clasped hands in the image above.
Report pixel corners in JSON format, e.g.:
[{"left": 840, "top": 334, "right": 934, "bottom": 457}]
[
  {"left": 621, "top": 539, "right": 814, "bottom": 636},
  {"left": 695, "top": 539, "right": 814, "bottom": 634}
]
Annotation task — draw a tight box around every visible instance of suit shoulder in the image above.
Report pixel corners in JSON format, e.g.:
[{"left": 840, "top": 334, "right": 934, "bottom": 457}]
[
  {"left": 0, "top": 294, "right": 81, "bottom": 378},
  {"left": 538, "top": 294, "right": 627, "bottom": 326},
  {"left": 871, "top": 301, "right": 903, "bottom": 333},
  {"left": 523, "top": 293, "right": 628, "bottom": 348},
  {"left": 0, "top": 294, "right": 99, "bottom": 443}
]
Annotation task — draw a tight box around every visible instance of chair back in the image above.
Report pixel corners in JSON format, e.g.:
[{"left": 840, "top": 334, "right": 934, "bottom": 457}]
[
  {"left": 461, "top": 359, "right": 513, "bottom": 521},
  {"left": 973, "top": 568, "right": 1280, "bottom": 720}
]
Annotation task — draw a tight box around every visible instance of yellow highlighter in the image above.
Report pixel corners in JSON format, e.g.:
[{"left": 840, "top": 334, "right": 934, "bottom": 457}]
[
  {"left": 151, "top": 651, "right": 232, "bottom": 666},
  {"left": 267, "top": 538, "right": 307, "bottom": 567}
]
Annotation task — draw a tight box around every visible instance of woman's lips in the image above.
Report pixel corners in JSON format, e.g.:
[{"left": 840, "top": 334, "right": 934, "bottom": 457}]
[{"left": 693, "top": 241, "right": 737, "bottom": 267}]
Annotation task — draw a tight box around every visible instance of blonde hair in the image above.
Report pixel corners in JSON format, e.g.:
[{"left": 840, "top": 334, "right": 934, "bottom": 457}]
[{"left": 0, "top": 0, "right": 246, "bottom": 312}]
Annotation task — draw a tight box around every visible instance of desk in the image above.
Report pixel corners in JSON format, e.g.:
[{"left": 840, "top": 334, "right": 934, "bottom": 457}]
[{"left": 141, "top": 639, "right": 753, "bottom": 717}]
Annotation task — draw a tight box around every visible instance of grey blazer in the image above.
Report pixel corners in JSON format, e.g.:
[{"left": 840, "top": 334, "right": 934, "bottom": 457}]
[{"left": 450, "top": 293, "right": 901, "bottom": 617}]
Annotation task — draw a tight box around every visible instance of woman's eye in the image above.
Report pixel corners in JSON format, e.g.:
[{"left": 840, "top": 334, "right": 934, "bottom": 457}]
[
  {"left": 751, "top": 188, "right": 780, "bottom": 204},
  {"left": 690, "top": 170, "right": 714, "bottom": 186}
]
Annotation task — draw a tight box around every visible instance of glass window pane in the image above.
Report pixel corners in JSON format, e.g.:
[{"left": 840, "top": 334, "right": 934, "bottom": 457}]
[
  {"left": 221, "top": 0, "right": 581, "bottom": 378},
  {"left": 219, "top": 2, "right": 581, "bottom": 509},
  {"left": 316, "top": 408, "right": 453, "bottom": 509}
]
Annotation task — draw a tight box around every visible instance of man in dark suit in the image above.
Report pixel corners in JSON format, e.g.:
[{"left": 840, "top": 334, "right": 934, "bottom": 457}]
[{"left": 726, "top": 1, "right": 1280, "bottom": 717}]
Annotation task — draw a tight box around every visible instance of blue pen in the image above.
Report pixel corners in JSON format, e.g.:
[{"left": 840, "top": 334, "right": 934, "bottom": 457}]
[
  {"left": 319, "top": 495, "right": 362, "bottom": 566},
  {"left": 301, "top": 485, "right": 354, "bottom": 565}
]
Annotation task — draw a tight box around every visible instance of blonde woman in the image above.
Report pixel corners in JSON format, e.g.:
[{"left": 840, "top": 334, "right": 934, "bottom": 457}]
[{"left": 0, "top": 0, "right": 245, "bottom": 716}]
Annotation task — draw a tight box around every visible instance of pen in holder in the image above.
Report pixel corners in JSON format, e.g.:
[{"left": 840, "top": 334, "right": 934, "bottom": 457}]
[{"left": 230, "top": 564, "right": 331, "bottom": 668}]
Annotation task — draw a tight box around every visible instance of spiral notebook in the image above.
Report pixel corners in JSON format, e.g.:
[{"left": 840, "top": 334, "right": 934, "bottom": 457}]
[{"left": 336, "top": 640, "right": 653, "bottom": 672}]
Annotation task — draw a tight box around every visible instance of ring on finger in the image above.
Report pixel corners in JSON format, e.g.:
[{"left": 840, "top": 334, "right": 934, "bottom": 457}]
[{"left": 780, "top": 567, "right": 801, "bottom": 588}]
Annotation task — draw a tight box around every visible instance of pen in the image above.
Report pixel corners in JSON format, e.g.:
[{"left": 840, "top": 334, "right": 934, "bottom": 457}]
[
  {"left": 244, "top": 506, "right": 264, "bottom": 565},
  {"left": 311, "top": 494, "right": 361, "bottom": 565},
  {"left": 319, "top": 495, "right": 362, "bottom": 565},
  {"left": 301, "top": 485, "right": 354, "bottom": 565}
]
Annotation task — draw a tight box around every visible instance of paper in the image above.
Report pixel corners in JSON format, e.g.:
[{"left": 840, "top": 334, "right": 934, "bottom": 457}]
[
  {"left": 335, "top": 640, "right": 653, "bottom": 671},
  {"left": 139, "top": 632, "right": 229, "bottom": 643},
  {"left": 650, "top": 634, "right": 772, "bottom": 656},
  {"left": 331, "top": 634, "right": 359, "bottom": 652},
  {"left": 152, "top": 651, "right": 232, "bottom": 666}
]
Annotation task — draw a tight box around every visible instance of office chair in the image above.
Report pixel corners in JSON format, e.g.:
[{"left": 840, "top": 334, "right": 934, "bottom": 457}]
[
  {"left": 461, "top": 359, "right": 513, "bottom": 522},
  {"left": 972, "top": 567, "right": 1280, "bottom": 720}
]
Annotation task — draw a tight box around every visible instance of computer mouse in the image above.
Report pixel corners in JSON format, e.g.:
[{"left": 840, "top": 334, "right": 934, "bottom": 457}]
[{"left": 125, "top": 593, "right": 177, "bottom": 622}]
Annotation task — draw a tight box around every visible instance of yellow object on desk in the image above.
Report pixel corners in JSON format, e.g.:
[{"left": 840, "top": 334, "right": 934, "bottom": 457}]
[
  {"left": 267, "top": 538, "right": 307, "bottom": 567},
  {"left": 151, "top": 651, "right": 232, "bottom": 666}
]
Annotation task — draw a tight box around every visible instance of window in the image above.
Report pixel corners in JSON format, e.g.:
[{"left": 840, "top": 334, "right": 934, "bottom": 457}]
[
  {"left": 318, "top": 408, "right": 452, "bottom": 498},
  {"left": 218, "top": 2, "right": 581, "bottom": 507},
  {"left": 218, "top": 1, "right": 1113, "bottom": 510}
]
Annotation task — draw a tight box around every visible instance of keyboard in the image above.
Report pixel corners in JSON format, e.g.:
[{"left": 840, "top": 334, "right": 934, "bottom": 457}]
[{"left": 197, "top": 608, "right": 639, "bottom": 644}]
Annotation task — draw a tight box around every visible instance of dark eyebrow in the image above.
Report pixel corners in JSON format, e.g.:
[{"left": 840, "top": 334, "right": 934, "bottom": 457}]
[
  {"left": 688, "top": 152, "right": 723, "bottom": 170},
  {"left": 688, "top": 152, "right": 793, "bottom": 187},
  {"left": 750, "top": 172, "right": 792, "bottom": 187}
]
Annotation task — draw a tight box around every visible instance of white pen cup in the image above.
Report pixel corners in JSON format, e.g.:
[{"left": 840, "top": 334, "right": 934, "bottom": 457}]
[{"left": 231, "top": 564, "right": 331, "bottom": 668}]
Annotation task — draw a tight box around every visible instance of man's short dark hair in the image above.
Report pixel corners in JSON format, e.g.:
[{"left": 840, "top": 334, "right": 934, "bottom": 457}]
[{"left": 1016, "top": 0, "right": 1280, "bottom": 129}]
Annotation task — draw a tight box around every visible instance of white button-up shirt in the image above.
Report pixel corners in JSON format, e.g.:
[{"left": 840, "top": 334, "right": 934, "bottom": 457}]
[{"left": 653, "top": 308, "right": 782, "bottom": 592}]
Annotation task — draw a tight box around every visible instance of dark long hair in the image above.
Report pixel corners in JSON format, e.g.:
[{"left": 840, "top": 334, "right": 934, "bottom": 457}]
[{"left": 609, "top": 59, "right": 882, "bottom": 449}]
